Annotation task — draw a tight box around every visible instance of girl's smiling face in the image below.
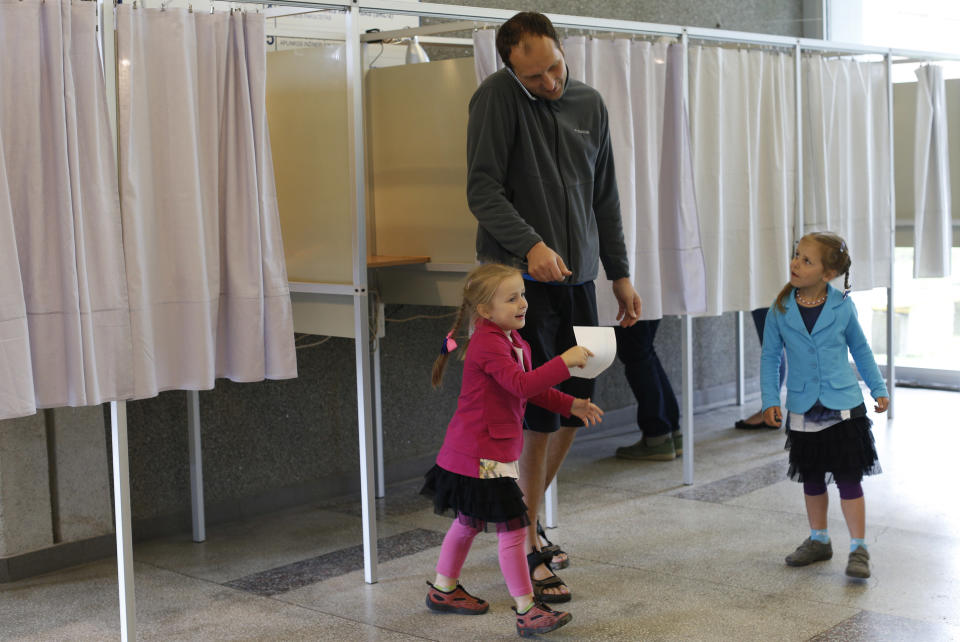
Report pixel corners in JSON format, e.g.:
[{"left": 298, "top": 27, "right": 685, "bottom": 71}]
[
  {"left": 478, "top": 274, "right": 528, "bottom": 331},
  {"left": 790, "top": 238, "right": 837, "bottom": 292}
]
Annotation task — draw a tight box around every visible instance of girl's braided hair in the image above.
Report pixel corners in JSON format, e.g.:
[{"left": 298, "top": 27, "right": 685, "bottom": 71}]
[{"left": 432, "top": 263, "right": 522, "bottom": 388}]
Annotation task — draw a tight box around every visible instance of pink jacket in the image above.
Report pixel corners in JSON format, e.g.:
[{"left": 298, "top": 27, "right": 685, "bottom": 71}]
[{"left": 436, "top": 318, "right": 574, "bottom": 478}]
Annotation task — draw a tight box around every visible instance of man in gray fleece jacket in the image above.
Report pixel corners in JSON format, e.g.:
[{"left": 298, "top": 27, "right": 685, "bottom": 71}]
[{"left": 466, "top": 11, "right": 642, "bottom": 602}]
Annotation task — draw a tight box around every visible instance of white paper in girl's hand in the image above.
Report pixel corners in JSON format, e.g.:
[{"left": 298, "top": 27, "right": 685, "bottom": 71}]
[{"left": 570, "top": 326, "right": 617, "bottom": 379}]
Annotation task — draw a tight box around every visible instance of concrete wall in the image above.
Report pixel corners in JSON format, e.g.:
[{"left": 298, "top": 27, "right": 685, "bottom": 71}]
[{"left": 434, "top": 0, "right": 804, "bottom": 35}]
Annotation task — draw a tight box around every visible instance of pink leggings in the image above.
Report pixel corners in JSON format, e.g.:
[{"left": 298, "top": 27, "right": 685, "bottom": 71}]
[{"left": 435, "top": 519, "right": 533, "bottom": 597}]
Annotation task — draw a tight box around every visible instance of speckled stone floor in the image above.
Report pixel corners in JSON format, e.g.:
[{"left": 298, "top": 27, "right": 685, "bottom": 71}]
[{"left": 2, "top": 386, "right": 959, "bottom": 641}]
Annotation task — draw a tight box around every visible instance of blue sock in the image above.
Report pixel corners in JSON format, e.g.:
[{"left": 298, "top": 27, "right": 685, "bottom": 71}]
[
  {"left": 810, "top": 529, "right": 830, "bottom": 543},
  {"left": 850, "top": 538, "right": 866, "bottom": 552}
]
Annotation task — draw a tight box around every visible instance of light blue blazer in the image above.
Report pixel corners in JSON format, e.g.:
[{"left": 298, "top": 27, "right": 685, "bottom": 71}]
[{"left": 761, "top": 284, "right": 888, "bottom": 414}]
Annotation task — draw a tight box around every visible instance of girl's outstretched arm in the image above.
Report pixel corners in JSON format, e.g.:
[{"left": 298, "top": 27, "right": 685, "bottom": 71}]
[{"left": 477, "top": 341, "right": 570, "bottom": 400}]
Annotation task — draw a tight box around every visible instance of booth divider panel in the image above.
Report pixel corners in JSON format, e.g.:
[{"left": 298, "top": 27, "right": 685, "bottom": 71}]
[
  {"left": 366, "top": 57, "right": 478, "bottom": 265},
  {"left": 267, "top": 46, "right": 353, "bottom": 285}
]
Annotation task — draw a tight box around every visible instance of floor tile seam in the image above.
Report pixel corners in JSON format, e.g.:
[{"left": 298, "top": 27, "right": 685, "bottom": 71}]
[
  {"left": 137, "top": 557, "right": 434, "bottom": 638},
  {"left": 847, "top": 606, "right": 960, "bottom": 629},
  {"left": 132, "top": 557, "right": 369, "bottom": 606},
  {"left": 557, "top": 553, "right": 763, "bottom": 591},
  {"left": 563, "top": 554, "right": 877, "bottom": 618},
  {"left": 870, "top": 522, "right": 960, "bottom": 543},
  {"left": 559, "top": 478, "right": 687, "bottom": 498},
  {"left": 134, "top": 558, "right": 230, "bottom": 587},
  {"left": 809, "top": 606, "right": 960, "bottom": 636},
  {"left": 134, "top": 558, "right": 303, "bottom": 596},
  {"left": 557, "top": 553, "right": 839, "bottom": 603},
  {"left": 264, "top": 593, "right": 437, "bottom": 640}
]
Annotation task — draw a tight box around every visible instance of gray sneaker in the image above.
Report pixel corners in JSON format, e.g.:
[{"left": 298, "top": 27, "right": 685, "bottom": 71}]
[
  {"left": 616, "top": 437, "right": 676, "bottom": 461},
  {"left": 846, "top": 546, "right": 871, "bottom": 578},
  {"left": 785, "top": 538, "right": 833, "bottom": 566}
]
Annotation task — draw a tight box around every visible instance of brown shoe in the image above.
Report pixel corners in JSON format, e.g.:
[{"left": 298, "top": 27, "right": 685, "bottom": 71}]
[
  {"left": 845, "top": 546, "right": 871, "bottom": 579},
  {"left": 785, "top": 537, "right": 833, "bottom": 567},
  {"left": 514, "top": 601, "right": 572, "bottom": 637},
  {"left": 425, "top": 581, "right": 489, "bottom": 615}
]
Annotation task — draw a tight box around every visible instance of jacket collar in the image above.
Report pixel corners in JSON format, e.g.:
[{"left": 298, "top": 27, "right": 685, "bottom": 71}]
[
  {"left": 783, "top": 284, "right": 843, "bottom": 335},
  {"left": 476, "top": 318, "right": 520, "bottom": 344}
]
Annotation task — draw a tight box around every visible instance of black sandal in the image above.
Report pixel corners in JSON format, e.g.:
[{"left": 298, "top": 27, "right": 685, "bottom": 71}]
[
  {"left": 526, "top": 549, "right": 571, "bottom": 603},
  {"left": 536, "top": 521, "right": 570, "bottom": 570}
]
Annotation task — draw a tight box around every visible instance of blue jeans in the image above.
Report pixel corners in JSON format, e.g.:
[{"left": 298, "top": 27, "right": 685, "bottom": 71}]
[
  {"left": 614, "top": 320, "right": 678, "bottom": 438},
  {"left": 751, "top": 307, "right": 786, "bottom": 388}
]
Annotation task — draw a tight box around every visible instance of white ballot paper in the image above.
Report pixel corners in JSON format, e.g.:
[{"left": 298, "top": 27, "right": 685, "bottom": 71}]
[{"left": 570, "top": 326, "right": 617, "bottom": 379}]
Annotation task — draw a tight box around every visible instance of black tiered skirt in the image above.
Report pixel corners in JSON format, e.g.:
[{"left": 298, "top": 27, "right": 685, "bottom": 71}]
[
  {"left": 420, "top": 465, "right": 530, "bottom": 533},
  {"left": 785, "top": 412, "right": 881, "bottom": 483}
]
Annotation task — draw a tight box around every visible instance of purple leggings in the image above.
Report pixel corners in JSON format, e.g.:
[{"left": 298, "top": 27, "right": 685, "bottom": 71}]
[
  {"left": 436, "top": 518, "right": 533, "bottom": 597},
  {"left": 803, "top": 475, "right": 863, "bottom": 500}
]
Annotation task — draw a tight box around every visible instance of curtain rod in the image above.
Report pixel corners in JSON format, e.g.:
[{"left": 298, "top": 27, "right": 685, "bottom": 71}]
[{"left": 220, "top": 0, "right": 960, "bottom": 62}]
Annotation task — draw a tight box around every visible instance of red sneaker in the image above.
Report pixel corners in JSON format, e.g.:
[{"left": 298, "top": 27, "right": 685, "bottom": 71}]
[
  {"left": 514, "top": 601, "right": 572, "bottom": 637},
  {"left": 425, "top": 581, "right": 490, "bottom": 615}
]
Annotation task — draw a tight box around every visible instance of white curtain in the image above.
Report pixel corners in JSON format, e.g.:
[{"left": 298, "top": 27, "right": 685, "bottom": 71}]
[
  {"left": 689, "top": 46, "right": 795, "bottom": 315},
  {"left": 913, "top": 64, "right": 952, "bottom": 278},
  {"left": 564, "top": 37, "right": 638, "bottom": 323},
  {"left": 0, "top": 0, "right": 133, "bottom": 420},
  {"left": 567, "top": 36, "right": 706, "bottom": 322},
  {"left": 803, "top": 56, "right": 891, "bottom": 290},
  {"left": 472, "top": 33, "right": 706, "bottom": 322},
  {"left": 473, "top": 27, "right": 503, "bottom": 82},
  {"left": 659, "top": 44, "right": 707, "bottom": 317},
  {"left": 117, "top": 6, "right": 296, "bottom": 398}
]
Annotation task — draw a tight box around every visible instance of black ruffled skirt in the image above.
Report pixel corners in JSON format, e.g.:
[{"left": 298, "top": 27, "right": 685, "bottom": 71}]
[
  {"left": 420, "top": 464, "right": 530, "bottom": 533},
  {"left": 785, "top": 415, "right": 881, "bottom": 483}
]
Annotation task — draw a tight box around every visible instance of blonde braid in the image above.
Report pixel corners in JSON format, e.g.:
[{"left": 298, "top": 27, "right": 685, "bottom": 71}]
[{"left": 431, "top": 301, "right": 469, "bottom": 388}]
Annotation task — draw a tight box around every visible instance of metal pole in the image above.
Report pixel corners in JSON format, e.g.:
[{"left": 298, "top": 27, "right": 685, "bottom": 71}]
[
  {"left": 543, "top": 479, "right": 558, "bottom": 529},
  {"left": 795, "top": 42, "right": 804, "bottom": 246},
  {"left": 735, "top": 311, "right": 745, "bottom": 405},
  {"left": 346, "top": 3, "right": 378, "bottom": 583},
  {"left": 187, "top": 391, "right": 205, "bottom": 542},
  {"left": 372, "top": 329, "right": 386, "bottom": 498},
  {"left": 680, "top": 30, "right": 695, "bottom": 486},
  {"left": 100, "top": 1, "right": 136, "bottom": 637},
  {"left": 110, "top": 402, "right": 136, "bottom": 641},
  {"left": 885, "top": 53, "right": 896, "bottom": 418},
  {"left": 681, "top": 316, "right": 694, "bottom": 485}
]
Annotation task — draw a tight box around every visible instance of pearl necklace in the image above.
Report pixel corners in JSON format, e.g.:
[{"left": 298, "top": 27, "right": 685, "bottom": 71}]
[{"left": 795, "top": 290, "right": 827, "bottom": 306}]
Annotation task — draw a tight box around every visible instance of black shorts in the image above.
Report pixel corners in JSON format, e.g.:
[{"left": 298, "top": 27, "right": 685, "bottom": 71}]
[{"left": 517, "top": 279, "right": 598, "bottom": 432}]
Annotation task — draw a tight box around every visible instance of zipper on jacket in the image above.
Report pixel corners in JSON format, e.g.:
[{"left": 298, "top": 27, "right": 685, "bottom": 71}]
[{"left": 549, "top": 106, "right": 571, "bottom": 283}]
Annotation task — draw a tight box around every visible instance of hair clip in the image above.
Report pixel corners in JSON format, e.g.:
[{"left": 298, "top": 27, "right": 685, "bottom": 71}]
[
  {"left": 440, "top": 331, "right": 458, "bottom": 355},
  {"left": 840, "top": 241, "right": 847, "bottom": 253}
]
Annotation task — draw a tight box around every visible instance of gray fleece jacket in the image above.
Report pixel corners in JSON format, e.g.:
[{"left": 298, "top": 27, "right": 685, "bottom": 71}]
[{"left": 466, "top": 67, "right": 629, "bottom": 284}]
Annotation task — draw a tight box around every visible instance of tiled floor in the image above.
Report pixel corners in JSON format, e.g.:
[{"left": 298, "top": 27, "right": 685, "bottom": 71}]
[{"left": 2, "top": 387, "right": 960, "bottom": 641}]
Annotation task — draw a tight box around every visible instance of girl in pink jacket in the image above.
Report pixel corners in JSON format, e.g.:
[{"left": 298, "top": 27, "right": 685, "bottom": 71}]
[{"left": 421, "top": 263, "right": 602, "bottom": 638}]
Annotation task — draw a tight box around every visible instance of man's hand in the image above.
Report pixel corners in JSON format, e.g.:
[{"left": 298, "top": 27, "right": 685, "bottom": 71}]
[
  {"left": 612, "top": 277, "right": 642, "bottom": 327},
  {"left": 526, "top": 241, "right": 572, "bottom": 282}
]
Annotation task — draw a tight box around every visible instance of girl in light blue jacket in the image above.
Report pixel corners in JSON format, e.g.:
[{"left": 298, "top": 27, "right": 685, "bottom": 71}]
[{"left": 761, "top": 232, "right": 889, "bottom": 580}]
